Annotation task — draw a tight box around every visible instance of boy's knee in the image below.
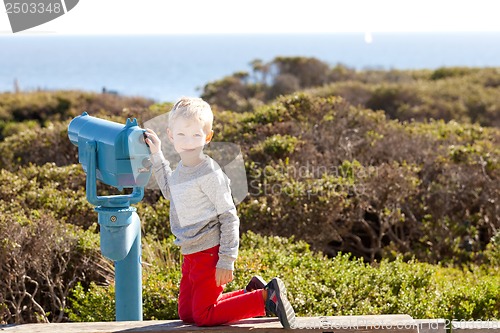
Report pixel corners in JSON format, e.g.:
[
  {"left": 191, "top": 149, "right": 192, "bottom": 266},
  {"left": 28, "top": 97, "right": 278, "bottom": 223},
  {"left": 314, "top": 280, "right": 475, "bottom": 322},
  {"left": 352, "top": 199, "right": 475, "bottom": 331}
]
[
  {"left": 178, "top": 308, "right": 194, "bottom": 324},
  {"left": 193, "top": 312, "right": 215, "bottom": 327},
  {"left": 193, "top": 316, "right": 209, "bottom": 326}
]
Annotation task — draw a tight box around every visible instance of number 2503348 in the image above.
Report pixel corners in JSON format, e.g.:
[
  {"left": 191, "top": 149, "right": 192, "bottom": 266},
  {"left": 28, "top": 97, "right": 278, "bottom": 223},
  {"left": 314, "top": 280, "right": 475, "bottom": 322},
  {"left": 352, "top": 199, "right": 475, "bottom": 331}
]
[{"left": 5, "top": 2, "right": 62, "bottom": 14}]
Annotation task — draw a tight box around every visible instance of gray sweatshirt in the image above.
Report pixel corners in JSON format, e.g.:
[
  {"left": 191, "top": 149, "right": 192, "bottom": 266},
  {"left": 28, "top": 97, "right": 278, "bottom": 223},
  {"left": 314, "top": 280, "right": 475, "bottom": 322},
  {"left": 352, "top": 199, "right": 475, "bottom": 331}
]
[{"left": 151, "top": 151, "right": 240, "bottom": 270}]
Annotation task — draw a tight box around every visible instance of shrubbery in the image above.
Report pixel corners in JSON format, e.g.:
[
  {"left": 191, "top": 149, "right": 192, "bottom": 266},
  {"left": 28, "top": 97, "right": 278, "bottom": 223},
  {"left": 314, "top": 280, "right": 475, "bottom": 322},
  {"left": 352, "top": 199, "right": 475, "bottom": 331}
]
[
  {"left": 0, "top": 91, "right": 155, "bottom": 126},
  {"left": 0, "top": 162, "right": 115, "bottom": 324},
  {"left": 0, "top": 201, "right": 110, "bottom": 324},
  {"left": 0, "top": 91, "right": 168, "bottom": 170},
  {"left": 202, "top": 57, "right": 500, "bottom": 127},
  {"left": 232, "top": 94, "right": 499, "bottom": 264},
  {"left": 0, "top": 65, "right": 499, "bottom": 324},
  {"left": 67, "top": 232, "right": 500, "bottom": 322},
  {"left": 68, "top": 235, "right": 182, "bottom": 322},
  {"left": 0, "top": 164, "right": 95, "bottom": 228}
]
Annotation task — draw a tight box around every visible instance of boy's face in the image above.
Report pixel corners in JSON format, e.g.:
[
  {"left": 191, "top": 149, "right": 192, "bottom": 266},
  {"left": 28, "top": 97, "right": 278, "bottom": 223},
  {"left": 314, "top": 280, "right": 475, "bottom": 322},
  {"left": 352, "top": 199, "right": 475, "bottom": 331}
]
[{"left": 167, "top": 117, "right": 213, "bottom": 158}]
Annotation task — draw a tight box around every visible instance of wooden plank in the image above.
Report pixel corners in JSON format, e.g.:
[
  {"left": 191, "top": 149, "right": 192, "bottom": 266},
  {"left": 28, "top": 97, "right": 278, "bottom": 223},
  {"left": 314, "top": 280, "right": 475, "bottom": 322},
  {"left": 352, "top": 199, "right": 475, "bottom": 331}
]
[{"left": 0, "top": 315, "right": 419, "bottom": 333}]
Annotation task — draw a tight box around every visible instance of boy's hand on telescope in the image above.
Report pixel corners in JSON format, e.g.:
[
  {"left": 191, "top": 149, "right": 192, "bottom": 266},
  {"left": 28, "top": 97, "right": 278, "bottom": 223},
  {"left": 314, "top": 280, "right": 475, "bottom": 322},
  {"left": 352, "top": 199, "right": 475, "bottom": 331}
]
[
  {"left": 215, "top": 268, "right": 234, "bottom": 287},
  {"left": 144, "top": 128, "right": 161, "bottom": 154}
]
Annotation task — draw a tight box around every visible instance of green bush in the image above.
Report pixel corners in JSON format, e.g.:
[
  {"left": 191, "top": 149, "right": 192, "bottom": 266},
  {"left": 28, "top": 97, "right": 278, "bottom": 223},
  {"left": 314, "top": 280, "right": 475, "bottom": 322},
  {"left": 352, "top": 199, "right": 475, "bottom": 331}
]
[
  {"left": 0, "top": 121, "right": 78, "bottom": 170},
  {"left": 0, "top": 119, "right": 39, "bottom": 140},
  {"left": 202, "top": 59, "right": 500, "bottom": 127},
  {"left": 234, "top": 94, "right": 499, "bottom": 264},
  {"left": 485, "top": 232, "right": 500, "bottom": 266},
  {"left": 136, "top": 197, "right": 171, "bottom": 241},
  {"left": 0, "top": 91, "right": 155, "bottom": 124},
  {"left": 0, "top": 205, "right": 109, "bottom": 324},
  {"left": 201, "top": 56, "right": 331, "bottom": 113},
  {"left": 430, "top": 67, "right": 474, "bottom": 80},
  {"left": 67, "top": 283, "right": 115, "bottom": 322},
  {"left": 249, "top": 134, "right": 300, "bottom": 161},
  {"left": 0, "top": 163, "right": 96, "bottom": 229},
  {"left": 66, "top": 232, "right": 500, "bottom": 322},
  {"left": 68, "top": 236, "right": 181, "bottom": 322}
]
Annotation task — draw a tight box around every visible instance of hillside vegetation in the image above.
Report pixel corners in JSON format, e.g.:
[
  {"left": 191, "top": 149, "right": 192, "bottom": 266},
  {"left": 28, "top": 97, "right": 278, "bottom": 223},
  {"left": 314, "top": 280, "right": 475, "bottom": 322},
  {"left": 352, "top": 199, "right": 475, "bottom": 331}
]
[
  {"left": 202, "top": 57, "right": 500, "bottom": 127},
  {"left": 0, "top": 58, "right": 499, "bottom": 324}
]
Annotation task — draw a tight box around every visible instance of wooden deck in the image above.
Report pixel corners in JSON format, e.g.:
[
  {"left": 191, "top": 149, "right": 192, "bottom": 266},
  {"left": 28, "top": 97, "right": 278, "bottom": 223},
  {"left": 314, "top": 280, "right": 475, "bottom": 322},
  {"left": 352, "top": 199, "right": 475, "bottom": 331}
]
[
  {"left": 0, "top": 315, "right": 445, "bottom": 333},
  {"left": 3, "top": 316, "right": 498, "bottom": 333}
]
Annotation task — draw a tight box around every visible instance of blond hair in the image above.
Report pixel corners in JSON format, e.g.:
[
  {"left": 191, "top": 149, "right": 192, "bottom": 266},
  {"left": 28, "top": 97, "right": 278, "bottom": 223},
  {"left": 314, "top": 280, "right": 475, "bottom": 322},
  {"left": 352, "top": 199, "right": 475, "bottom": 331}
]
[{"left": 168, "top": 97, "right": 213, "bottom": 133}]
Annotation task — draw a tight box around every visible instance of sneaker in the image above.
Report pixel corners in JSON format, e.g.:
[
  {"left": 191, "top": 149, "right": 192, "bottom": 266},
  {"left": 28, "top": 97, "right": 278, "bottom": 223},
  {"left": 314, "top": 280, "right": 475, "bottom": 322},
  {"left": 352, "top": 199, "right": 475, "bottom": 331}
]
[
  {"left": 265, "top": 277, "right": 296, "bottom": 329},
  {"left": 245, "top": 275, "right": 267, "bottom": 292},
  {"left": 246, "top": 276, "right": 272, "bottom": 317}
]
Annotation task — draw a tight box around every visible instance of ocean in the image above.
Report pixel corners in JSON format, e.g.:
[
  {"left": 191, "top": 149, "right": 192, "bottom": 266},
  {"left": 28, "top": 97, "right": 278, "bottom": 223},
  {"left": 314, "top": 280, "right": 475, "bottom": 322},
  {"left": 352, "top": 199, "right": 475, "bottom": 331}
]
[{"left": 1, "top": 32, "right": 500, "bottom": 102}]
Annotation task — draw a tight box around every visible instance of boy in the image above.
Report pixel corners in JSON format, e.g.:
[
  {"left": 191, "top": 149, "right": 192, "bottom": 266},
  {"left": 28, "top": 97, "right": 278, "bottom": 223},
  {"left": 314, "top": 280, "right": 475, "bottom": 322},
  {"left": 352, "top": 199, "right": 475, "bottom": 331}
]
[{"left": 144, "top": 97, "right": 296, "bottom": 328}]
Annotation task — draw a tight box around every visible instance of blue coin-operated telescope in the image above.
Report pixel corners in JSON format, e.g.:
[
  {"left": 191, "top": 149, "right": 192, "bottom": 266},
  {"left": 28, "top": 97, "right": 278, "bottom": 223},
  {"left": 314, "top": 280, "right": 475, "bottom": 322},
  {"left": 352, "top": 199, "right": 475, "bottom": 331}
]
[{"left": 68, "top": 112, "right": 152, "bottom": 321}]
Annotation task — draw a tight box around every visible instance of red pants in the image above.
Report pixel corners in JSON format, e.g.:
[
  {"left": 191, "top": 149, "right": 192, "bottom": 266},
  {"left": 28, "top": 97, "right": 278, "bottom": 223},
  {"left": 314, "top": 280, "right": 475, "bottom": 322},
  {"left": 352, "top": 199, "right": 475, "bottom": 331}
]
[{"left": 178, "top": 245, "right": 266, "bottom": 326}]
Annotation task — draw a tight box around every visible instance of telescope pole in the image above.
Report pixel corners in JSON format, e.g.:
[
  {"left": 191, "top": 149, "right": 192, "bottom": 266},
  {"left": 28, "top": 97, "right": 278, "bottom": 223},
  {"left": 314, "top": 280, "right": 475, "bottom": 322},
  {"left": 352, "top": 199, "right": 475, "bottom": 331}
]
[
  {"left": 96, "top": 206, "right": 143, "bottom": 321},
  {"left": 115, "top": 211, "right": 142, "bottom": 321}
]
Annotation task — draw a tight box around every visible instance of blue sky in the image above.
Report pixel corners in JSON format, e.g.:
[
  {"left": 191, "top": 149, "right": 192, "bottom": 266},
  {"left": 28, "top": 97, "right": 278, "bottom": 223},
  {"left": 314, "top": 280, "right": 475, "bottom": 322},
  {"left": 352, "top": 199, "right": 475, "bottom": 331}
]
[{"left": 1, "top": 0, "right": 500, "bottom": 35}]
